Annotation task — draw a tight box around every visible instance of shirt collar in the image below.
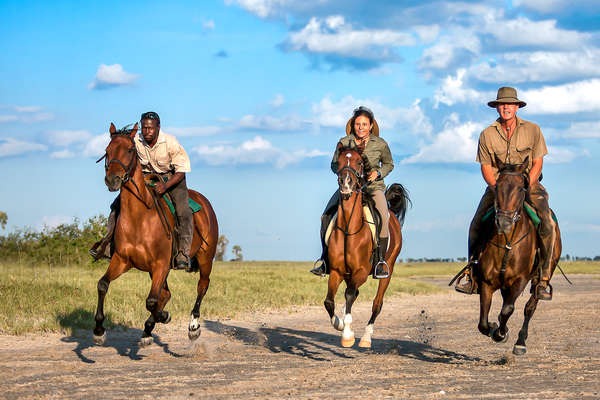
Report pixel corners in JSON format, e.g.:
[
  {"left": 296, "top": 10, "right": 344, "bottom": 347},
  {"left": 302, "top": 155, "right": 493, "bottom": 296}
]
[{"left": 138, "top": 129, "right": 166, "bottom": 147}]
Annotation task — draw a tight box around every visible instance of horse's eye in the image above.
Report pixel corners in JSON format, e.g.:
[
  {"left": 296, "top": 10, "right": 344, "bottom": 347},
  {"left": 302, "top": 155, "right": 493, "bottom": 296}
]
[{"left": 128, "top": 148, "right": 134, "bottom": 153}]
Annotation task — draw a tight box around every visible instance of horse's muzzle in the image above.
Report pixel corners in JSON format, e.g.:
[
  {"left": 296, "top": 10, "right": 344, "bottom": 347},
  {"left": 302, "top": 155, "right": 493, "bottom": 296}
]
[{"left": 105, "top": 174, "right": 123, "bottom": 192}]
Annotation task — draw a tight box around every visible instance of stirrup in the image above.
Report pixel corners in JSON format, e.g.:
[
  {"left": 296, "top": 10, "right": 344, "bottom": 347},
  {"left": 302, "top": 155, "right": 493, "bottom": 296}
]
[
  {"left": 535, "top": 281, "right": 553, "bottom": 301},
  {"left": 310, "top": 260, "right": 327, "bottom": 277},
  {"left": 373, "top": 260, "right": 389, "bottom": 279}
]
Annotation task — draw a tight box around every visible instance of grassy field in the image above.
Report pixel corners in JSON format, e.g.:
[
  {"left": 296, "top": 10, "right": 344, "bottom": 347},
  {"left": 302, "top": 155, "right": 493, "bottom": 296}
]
[{"left": 0, "top": 260, "right": 597, "bottom": 335}]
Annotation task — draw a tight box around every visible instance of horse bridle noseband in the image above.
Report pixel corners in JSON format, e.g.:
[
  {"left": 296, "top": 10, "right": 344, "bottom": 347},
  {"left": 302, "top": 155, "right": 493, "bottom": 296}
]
[
  {"left": 336, "top": 159, "right": 368, "bottom": 236},
  {"left": 493, "top": 170, "right": 529, "bottom": 229}
]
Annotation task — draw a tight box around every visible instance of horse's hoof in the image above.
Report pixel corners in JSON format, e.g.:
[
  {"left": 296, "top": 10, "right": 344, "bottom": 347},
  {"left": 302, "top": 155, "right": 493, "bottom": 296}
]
[
  {"left": 358, "top": 339, "right": 371, "bottom": 348},
  {"left": 188, "top": 327, "right": 201, "bottom": 341},
  {"left": 93, "top": 332, "right": 106, "bottom": 345},
  {"left": 341, "top": 336, "right": 355, "bottom": 348},
  {"left": 513, "top": 345, "right": 527, "bottom": 355},
  {"left": 487, "top": 322, "right": 499, "bottom": 338},
  {"left": 493, "top": 331, "right": 509, "bottom": 343},
  {"left": 139, "top": 335, "right": 153, "bottom": 347}
]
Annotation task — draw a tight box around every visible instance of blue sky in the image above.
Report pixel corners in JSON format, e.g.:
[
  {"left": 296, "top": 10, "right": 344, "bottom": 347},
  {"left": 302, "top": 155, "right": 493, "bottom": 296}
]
[{"left": 1, "top": 0, "right": 599, "bottom": 260}]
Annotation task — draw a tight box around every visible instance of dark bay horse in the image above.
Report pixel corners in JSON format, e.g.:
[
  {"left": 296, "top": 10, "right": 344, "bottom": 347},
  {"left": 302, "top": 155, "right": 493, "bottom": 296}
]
[
  {"left": 325, "top": 144, "right": 410, "bottom": 348},
  {"left": 93, "top": 123, "right": 218, "bottom": 346},
  {"left": 477, "top": 157, "right": 561, "bottom": 355}
]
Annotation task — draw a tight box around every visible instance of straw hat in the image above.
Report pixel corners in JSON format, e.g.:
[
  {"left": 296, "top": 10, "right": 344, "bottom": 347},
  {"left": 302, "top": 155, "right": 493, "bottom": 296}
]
[
  {"left": 487, "top": 87, "right": 526, "bottom": 108},
  {"left": 345, "top": 106, "right": 380, "bottom": 136}
]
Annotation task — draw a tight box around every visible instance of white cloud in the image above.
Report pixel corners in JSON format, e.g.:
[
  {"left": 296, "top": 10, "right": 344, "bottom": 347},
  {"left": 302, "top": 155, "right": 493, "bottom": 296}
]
[
  {"left": 419, "top": 28, "right": 481, "bottom": 71},
  {"left": 164, "top": 126, "right": 222, "bottom": 137},
  {"left": 522, "top": 80, "right": 600, "bottom": 114},
  {"left": 469, "top": 49, "right": 600, "bottom": 84},
  {"left": 192, "top": 135, "right": 326, "bottom": 168},
  {"left": 238, "top": 114, "right": 307, "bottom": 131},
  {"left": 50, "top": 149, "right": 76, "bottom": 159},
  {"left": 271, "top": 94, "right": 285, "bottom": 107},
  {"left": 47, "top": 130, "right": 93, "bottom": 147},
  {"left": 283, "top": 16, "right": 414, "bottom": 60},
  {"left": 545, "top": 146, "right": 583, "bottom": 164},
  {"left": 14, "top": 106, "right": 42, "bottom": 113},
  {"left": 0, "top": 106, "right": 54, "bottom": 123},
  {"left": 0, "top": 138, "right": 47, "bottom": 157},
  {"left": 203, "top": 20, "right": 215, "bottom": 30},
  {"left": 434, "top": 69, "right": 489, "bottom": 108},
  {"left": 225, "top": 0, "right": 305, "bottom": 18},
  {"left": 561, "top": 120, "right": 600, "bottom": 139},
  {"left": 40, "top": 215, "right": 72, "bottom": 230},
  {"left": 83, "top": 133, "right": 110, "bottom": 157},
  {"left": 402, "top": 114, "right": 482, "bottom": 164},
  {"left": 88, "top": 64, "right": 139, "bottom": 90},
  {"left": 312, "top": 95, "right": 433, "bottom": 137}
]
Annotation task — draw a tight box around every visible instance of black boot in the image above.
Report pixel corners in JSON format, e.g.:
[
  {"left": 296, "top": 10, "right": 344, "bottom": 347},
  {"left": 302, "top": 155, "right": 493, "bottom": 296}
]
[
  {"left": 455, "top": 260, "right": 479, "bottom": 294},
  {"left": 373, "top": 237, "right": 389, "bottom": 279},
  {"left": 311, "top": 212, "right": 333, "bottom": 277},
  {"left": 89, "top": 209, "right": 117, "bottom": 261}
]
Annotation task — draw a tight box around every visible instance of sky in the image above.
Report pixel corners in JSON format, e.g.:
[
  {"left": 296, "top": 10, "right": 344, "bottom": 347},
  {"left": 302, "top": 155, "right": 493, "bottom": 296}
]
[{"left": 1, "top": 0, "right": 599, "bottom": 261}]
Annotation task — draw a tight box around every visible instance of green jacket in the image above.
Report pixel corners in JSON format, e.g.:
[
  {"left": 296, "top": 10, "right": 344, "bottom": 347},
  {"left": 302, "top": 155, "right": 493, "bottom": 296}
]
[{"left": 331, "top": 134, "right": 394, "bottom": 192}]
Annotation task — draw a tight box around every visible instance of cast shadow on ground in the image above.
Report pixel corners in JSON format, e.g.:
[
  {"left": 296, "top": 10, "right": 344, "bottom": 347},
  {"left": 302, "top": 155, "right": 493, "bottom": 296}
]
[
  {"left": 58, "top": 308, "right": 185, "bottom": 363},
  {"left": 204, "top": 320, "right": 481, "bottom": 364}
]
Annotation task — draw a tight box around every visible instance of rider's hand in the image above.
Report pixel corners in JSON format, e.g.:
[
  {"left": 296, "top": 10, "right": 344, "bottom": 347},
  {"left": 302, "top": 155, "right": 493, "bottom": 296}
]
[
  {"left": 367, "top": 171, "right": 378, "bottom": 182},
  {"left": 155, "top": 181, "right": 167, "bottom": 195}
]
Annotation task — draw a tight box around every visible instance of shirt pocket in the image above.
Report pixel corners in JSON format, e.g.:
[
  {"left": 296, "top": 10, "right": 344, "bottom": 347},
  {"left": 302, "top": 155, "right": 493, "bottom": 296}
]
[
  {"left": 154, "top": 145, "right": 171, "bottom": 170},
  {"left": 515, "top": 135, "right": 534, "bottom": 164}
]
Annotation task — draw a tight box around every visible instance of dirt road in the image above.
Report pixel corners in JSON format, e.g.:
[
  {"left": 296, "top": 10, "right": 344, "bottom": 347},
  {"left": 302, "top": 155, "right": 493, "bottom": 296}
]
[{"left": 1, "top": 275, "right": 599, "bottom": 399}]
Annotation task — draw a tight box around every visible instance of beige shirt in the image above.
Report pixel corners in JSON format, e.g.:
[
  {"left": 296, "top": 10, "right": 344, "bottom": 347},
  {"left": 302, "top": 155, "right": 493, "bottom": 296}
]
[
  {"left": 134, "top": 130, "right": 191, "bottom": 174},
  {"left": 477, "top": 116, "right": 547, "bottom": 177}
]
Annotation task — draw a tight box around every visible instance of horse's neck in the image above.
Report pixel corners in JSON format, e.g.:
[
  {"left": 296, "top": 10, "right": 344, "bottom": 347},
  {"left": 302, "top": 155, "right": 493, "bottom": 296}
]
[
  {"left": 337, "top": 191, "right": 363, "bottom": 228},
  {"left": 120, "top": 159, "right": 153, "bottom": 213}
]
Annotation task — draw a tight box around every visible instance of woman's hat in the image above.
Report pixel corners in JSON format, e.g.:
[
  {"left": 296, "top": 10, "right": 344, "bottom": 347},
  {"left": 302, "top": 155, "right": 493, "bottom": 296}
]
[
  {"left": 487, "top": 87, "right": 526, "bottom": 108},
  {"left": 346, "top": 106, "right": 379, "bottom": 136}
]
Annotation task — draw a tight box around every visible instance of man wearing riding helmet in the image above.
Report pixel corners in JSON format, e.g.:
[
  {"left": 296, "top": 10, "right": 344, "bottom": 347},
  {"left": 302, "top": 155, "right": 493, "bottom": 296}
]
[
  {"left": 311, "top": 106, "right": 394, "bottom": 279},
  {"left": 90, "top": 111, "right": 194, "bottom": 270},
  {"left": 454, "top": 87, "right": 557, "bottom": 300}
]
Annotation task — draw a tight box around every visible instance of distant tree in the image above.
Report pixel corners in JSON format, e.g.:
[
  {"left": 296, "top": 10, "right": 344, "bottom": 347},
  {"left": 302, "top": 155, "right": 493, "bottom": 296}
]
[
  {"left": 0, "top": 211, "right": 6, "bottom": 230},
  {"left": 215, "top": 235, "right": 229, "bottom": 261},
  {"left": 231, "top": 245, "right": 243, "bottom": 262},
  {"left": 593, "top": 256, "right": 600, "bottom": 262}
]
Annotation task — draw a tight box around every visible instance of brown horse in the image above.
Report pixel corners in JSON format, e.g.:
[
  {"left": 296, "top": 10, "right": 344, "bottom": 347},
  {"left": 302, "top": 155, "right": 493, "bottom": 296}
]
[
  {"left": 93, "top": 123, "right": 218, "bottom": 346},
  {"left": 477, "top": 157, "right": 561, "bottom": 355},
  {"left": 324, "top": 144, "right": 410, "bottom": 348}
]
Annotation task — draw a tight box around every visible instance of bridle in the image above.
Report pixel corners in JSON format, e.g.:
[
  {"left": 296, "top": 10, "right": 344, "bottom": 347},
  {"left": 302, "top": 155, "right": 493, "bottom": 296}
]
[
  {"left": 96, "top": 132, "right": 151, "bottom": 209},
  {"left": 336, "top": 152, "right": 367, "bottom": 237}
]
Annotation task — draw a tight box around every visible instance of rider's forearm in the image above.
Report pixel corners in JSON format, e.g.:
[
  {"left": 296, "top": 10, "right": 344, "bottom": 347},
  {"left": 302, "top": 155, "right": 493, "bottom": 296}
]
[
  {"left": 165, "top": 172, "right": 185, "bottom": 190},
  {"left": 529, "top": 157, "right": 543, "bottom": 185},
  {"left": 481, "top": 164, "right": 496, "bottom": 187}
]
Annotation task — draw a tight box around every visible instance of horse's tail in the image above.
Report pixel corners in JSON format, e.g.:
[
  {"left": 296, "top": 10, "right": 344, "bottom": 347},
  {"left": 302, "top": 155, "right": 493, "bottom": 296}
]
[{"left": 385, "top": 183, "right": 412, "bottom": 227}]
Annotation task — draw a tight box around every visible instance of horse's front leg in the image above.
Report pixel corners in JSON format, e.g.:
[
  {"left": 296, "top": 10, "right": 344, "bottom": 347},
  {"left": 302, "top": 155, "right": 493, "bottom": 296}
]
[
  {"left": 325, "top": 270, "right": 344, "bottom": 331},
  {"left": 493, "top": 280, "right": 526, "bottom": 343},
  {"left": 341, "top": 271, "right": 368, "bottom": 348},
  {"left": 478, "top": 283, "right": 496, "bottom": 337},
  {"left": 94, "top": 255, "right": 128, "bottom": 345},
  {"left": 141, "top": 266, "right": 169, "bottom": 347}
]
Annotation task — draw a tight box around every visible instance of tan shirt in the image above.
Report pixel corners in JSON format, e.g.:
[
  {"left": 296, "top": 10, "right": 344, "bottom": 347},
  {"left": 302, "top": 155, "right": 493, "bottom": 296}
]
[
  {"left": 476, "top": 116, "right": 547, "bottom": 177},
  {"left": 134, "top": 130, "right": 191, "bottom": 174}
]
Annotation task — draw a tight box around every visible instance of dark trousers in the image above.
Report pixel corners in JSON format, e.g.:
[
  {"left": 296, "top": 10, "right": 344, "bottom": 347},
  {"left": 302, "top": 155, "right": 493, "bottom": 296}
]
[{"left": 467, "top": 187, "right": 495, "bottom": 260}]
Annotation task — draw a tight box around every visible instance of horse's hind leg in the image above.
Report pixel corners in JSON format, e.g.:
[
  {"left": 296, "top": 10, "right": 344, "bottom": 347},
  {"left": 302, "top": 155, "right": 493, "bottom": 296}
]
[
  {"left": 188, "top": 256, "right": 212, "bottom": 341},
  {"left": 93, "top": 255, "right": 128, "bottom": 345},
  {"left": 325, "top": 271, "right": 344, "bottom": 331},
  {"left": 359, "top": 274, "right": 392, "bottom": 348},
  {"left": 513, "top": 293, "right": 539, "bottom": 355}
]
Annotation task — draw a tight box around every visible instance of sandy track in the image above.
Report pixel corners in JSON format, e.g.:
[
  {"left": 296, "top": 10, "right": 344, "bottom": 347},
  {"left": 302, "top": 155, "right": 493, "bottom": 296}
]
[{"left": 1, "top": 275, "right": 599, "bottom": 399}]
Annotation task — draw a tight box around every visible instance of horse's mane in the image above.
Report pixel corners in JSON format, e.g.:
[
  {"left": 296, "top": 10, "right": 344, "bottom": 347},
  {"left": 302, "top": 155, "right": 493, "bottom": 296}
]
[
  {"left": 498, "top": 163, "right": 522, "bottom": 174},
  {"left": 113, "top": 124, "right": 136, "bottom": 137}
]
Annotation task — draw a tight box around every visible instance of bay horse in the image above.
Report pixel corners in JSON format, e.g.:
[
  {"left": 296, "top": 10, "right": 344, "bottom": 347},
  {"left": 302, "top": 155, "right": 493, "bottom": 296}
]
[
  {"left": 324, "top": 144, "right": 410, "bottom": 348},
  {"left": 477, "top": 157, "right": 561, "bottom": 355},
  {"left": 93, "top": 123, "right": 218, "bottom": 346}
]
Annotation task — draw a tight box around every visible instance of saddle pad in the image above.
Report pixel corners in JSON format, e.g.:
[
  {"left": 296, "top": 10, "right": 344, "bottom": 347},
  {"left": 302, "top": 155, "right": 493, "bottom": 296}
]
[
  {"left": 481, "top": 203, "right": 557, "bottom": 228},
  {"left": 325, "top": 207, "right": 377, "bottom": 245},
  {"left": 162, "top": 196, "right": 202, "bottom": 216}
]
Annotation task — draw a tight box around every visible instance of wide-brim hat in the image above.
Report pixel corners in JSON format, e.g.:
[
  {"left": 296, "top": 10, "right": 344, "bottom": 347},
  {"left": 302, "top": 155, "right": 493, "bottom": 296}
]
[
  {"left": 488, "top": 86, "right": 526, "bottom": 108},
  {"left": 345, "top": 106, "right": 380, "bottom": 136}
]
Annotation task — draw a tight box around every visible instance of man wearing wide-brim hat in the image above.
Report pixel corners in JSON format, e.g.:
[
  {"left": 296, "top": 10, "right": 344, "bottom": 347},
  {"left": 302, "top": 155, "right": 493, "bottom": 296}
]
[{"left": 454, "top": 87, "right": 558, "bottom": 300}]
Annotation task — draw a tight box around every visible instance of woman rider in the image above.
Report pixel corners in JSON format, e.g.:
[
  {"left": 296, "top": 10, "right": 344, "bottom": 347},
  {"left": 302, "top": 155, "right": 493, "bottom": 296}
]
[{"left": 311, "top": 106, "right": 394, "bottom": 279}]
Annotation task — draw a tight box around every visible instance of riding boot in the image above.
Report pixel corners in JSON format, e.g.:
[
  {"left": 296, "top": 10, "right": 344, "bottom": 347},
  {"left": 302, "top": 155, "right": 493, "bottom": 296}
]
[
  {"left": 174, "top": 214, "right": 193, "bottom": 270},
  {"left": 89, "top": 208, "right": 117, "bottom": 261},
  {"left": 311, "top": 213, "right": 332, "bottom": 277},
  {"left": 535, "top": 240, "right": 554, "bottom": 301},
  {"left": 373, "top": 237, "right": 390, "bottom": 279},
  {"left": 529, "top": 183, "right": 555, "bottom": 301},
  {"left": 455, "top": 258, "right": 479, "bottom": 294}
]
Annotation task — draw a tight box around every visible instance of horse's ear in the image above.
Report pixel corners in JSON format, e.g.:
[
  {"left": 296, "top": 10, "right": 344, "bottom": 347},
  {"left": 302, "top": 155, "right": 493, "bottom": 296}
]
[
  {"left": 494, "top": 154, "right": 505, "bottom": 171},
  {"left": 109, "top": 123, "right": 116, "bottom": 135},
  {"left": 130, "top": 122, "right": 138, "bottom": 138}
]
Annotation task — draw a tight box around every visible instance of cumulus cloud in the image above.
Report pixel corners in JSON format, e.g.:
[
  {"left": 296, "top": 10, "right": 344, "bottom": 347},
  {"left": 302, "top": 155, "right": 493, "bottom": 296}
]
[
  {"left": 419, "top": 28, "right": 481, "bottom": 72},
  {"left": 545, "top": 146, "right": 585, "bottom": 164},
  {"left": 434, "top": 69, "right": 489, "bottom": 108},
  {"left": 561, "top": 120, "right": 600, "bottom": 139},
  {"left": 271, "top": 94, "right": 285, "bottom": 107},
  {"left": 83, "top": 133, "right": 110, "bottom": 157},
  {"left": 225, "top": 0, "right": 314, "bottom": 18},
  {"left": 402, "top": 114, "right": 482, "bottom": 164},
  {"left": 522, "top": 80, "right": 600, "bottom": 114},
  {"left": 88, "top": 64, "right": 139, "bottom": 90},
  {"left": 50, "top": 149, "right": 76, "bottom": 159},
  {"left": 47, "top": 130, "right": 93, "bottom": 147},
  {"left": 192, "top": 135, "right": 326, "bottom": 168},
  {"left": 0, "top": 106, "right": 54, "bottom": 123},
  {"left": 0, "top": 138, "right": 47, "bottom": 157},
  {"left": 312, "top": 95, "right": 433, "bottom": 137}
]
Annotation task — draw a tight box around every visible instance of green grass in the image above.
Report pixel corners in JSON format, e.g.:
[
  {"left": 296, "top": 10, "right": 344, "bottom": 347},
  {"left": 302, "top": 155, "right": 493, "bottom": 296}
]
[{"left": 0, "top": 260, "right": 597, "bottom": 335}]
